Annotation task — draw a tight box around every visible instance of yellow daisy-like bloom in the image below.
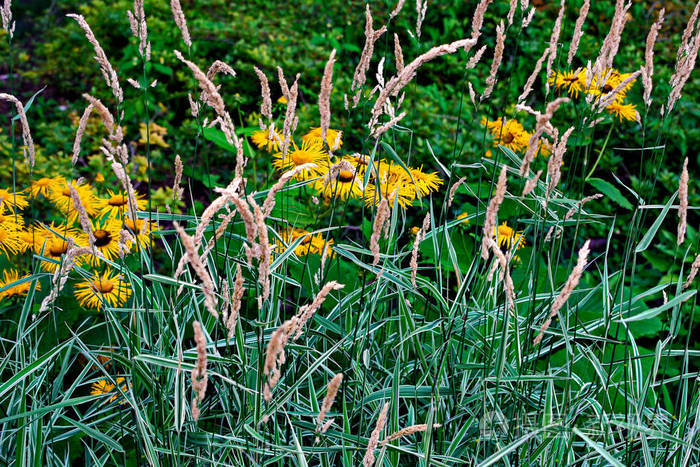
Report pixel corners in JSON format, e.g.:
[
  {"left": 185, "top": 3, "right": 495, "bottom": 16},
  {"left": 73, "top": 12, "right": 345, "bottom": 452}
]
[
  {"left": 139, "top": 122, "right": 169, "bottom": 148},
  {"left": 586, "top": 68, "right": 636, "bottom": 101},
  {"left": 0, "top": 188, "right": 28, "bottom": 212},
  {"left": 548, "top": 69, "right": 587, "bottom": 98},
  {"left": 606, "top": 101, "right": 638, "bottom": 122},
  {"left": 95, "top": 172, "right": 105, "bottom": 183},
  {"left": 272, "top": 139, "right": 329, "bottom": 180},
  {"left": 99, "top": 190, "right": 147, "bottom": 219},
  {"left": 364, "top": 181, "right": 416, "bottom": 209},
  {"left": 493, "top": 221, "right": 525, "bottom": 251},
  {"left": 409, "top": 166, "right": 444, "bottom": 197},
  {"left": 481, "top": 117, "right": 530, "bottom": 153},
  {"left": 122, "top": 217, "right": 157, "bottom": 250},
  {"left": 90, "top": 377, "right": 129, "bottom": 403},
  {"left": 0, "top": 227, "right": 23, "bottom": 257},
  {"left": 456, "top": 212, "right": 470, "bottom": 225},
  {"left": 33, "top": 223, "right": 86, "bottom": 272},
  {"left": 278, "top": 227, "right": 334, "bottom": 258},
  {"left": 84, "top": 218, "right": 130, "bottom": 265},
  {"left": 0, "top": 207, "right": 24, "bottom": 231},
  {"left": 315, "top": 169, "right": 364, "bottom": 201},
  {"left": 410, "top": 226, "right": 420, "bottom": 236},
  {"left": 75, "top": 270, "right": 132, "bottom": 310},
  {"left": 31, "top": 176, "right": 65, "bottom": 198},
  {"left": 251, "top": 128, "right": 283, "bottom": 153},
  {"left": 302, "top": 127, "right": 343, "bottom": 149},
  {"left": 49, "top": 180, "right": 102, "bottom": 219},
  {"left": 277, "top": 95, "right": 287, "bottom": 104},
  {"left": 0, "top": 270, "right": 40, "bottom": 300}
]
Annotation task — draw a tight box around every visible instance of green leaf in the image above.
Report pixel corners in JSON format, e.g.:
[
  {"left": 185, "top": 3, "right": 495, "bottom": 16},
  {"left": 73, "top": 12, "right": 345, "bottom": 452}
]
[
  {"left": 587, "top": 178, "right": 633, "bottom": 210},
  {"left": 635, "top": 191, "right": 679, "bottom": 253}
]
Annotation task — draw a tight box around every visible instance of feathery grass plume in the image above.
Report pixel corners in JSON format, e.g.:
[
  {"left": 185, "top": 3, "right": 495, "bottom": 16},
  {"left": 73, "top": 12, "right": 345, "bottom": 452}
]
[
  {"left": 39, "top": 242, "right": 95, "bottom": 313},
  {"left": 279, "top": 70, "right": 299, "bottom": 156},
  {"left": 522, "top": 6, "right": 536, "bottom": 28},
  {"left": 371, "top": 198, "right": 391, "bottom": 267},
  {"left": 67, "top": 14, "right": 123, "bottom": 103},
  {"left": 0, "top": 93, "right": 35, "bottom": 168},
  {"left": 591, "top": 0, "right": 630, "bottom": 83},
  {"left": 487, "top": 238, "right": 516, "bottom": 314},
  {"left": 174, "top": 223, "right": 219, "bottom": 319},
  {"left": 173, "top": 154, "right": 184, "bottom": 202},
  {"left": 262, "top": 163, "right": 316, "bottom": 216},
  {"left": 534, "top": 240, "right": 591, "bottom": 345},
  {"left": 448, "top": 177, "right": 466, "bottom": 207},
  {"left": 191, "top": 321, "right": 208, "bottom": 421},
  {"left": 546, "top": 126, "right": 574, "bottom": 198},
  {"left": 390, "top": 0, "right": 406, "bottom": 19},
  {"left": 206, "top": 60, "right": 236, "bottom": 81},
  {"left": 481, "top": 166, "right": 507, "bottom": 260},
  {"left": 521, "top": 170, "right": 543, "bottom": 197},
  {"left": 370, "top": 38, "right": 476, "bottom": 129},
  {"left": 253, "top": 202, "right": 271, "bottom": 306},
  {"left": 411, "top": 212, "right": 431, "bottom": 288},
  {"left": 518, "top": 48, "right": 549, "bottom": 102},
  {"left": 82, "top": 93, "right": 116, "bottom": 139},
  {"left": 68, "top": 184, "right": 96, "bottom": 249},
  {"left": 351, "top": 4, "right": 387, "bottom": 108},
  {"left": 518, "top": 97, "right": 569, "bottom": 176},
  {"left": 416, "top": 0, "right": 428, "bottom": 39},
  {"left": 507, "top": 0, "right": 517, "bottom": 25},
  {"left": 263, "top": 318, "right": 297, "bottom": 402},
  {"left": 72, "top": 103, "right": 94, "bottom": 165},
  {"left": 394, "top": 34, "right": 404, "bottom": 73},
  {"left": 567, "top": 0, "right": 590, "bottom": 65},
  {"left": 226, "top": 264, "right": 245, "bottom": 338},
  {"left": 381, "top": 423, "right": 442, "bottom": 445},
  {"left": 316, "top": 373, "right": 343, "bottom": 436},
  {"left": 170, "top": 0, "right": 191, "bottom": 48},
  {"left": 545, "top": 194, "right": 602, "bottom": 241},
  {"left": 667, "top": 2, "right": 700, "bottom": 114},
  {"left": 108, "top": 160, "right": 140, "bottom": 223},
  {"left": 1, "top": 0, "right": 14, "bottom": 37},
  {"left": 545, "top": 1, "right": 565, "bottom": 94},
  {"left": 483, "top": 21, "right": 506, "bottom": 99},
  {"left": 127, "top": 0, "right": 149, "bottom": 60},
  {"left": 292, "top": 281, "right": 345, "bottom": 339},
  {"left": 319, "top": 49, "right": 336, "bottom": 144},
  {"left": 470, "top": 0, "right": 493, "bottom": 41},
  {"left": 363, "top": 402, "right": 390, "bottom": 467},
  {"left": 683, "top": 254, "right": 700, "bottom": 289},
  {"left": 193, "top": 177, "right": 241, "bottom": 250},
  {"left": 227, "top": 192, "right": 258, "bottom": 265},
  {"left": 253, "top": 67, "right": 272, "bottom": 125},
  {"left": 466, "top": 44, "right": 486, "bottom": 69},
  {"left": 678, "top": 157, "right": 689, "bottom": 245},
  {"left": 371, "top": 111, "right": 407, "bottom": 138},
  {"left": 642, "top": 8, "right": 664, "bottom": 107}
]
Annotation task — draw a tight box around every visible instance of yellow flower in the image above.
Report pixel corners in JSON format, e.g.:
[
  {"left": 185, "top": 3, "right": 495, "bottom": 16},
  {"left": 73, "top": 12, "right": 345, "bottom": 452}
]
[
  {"left": 410, "top": 226, "right": 420, "bottom": 236},
  {"left": 99, "top": 190, "right": 147, "bottom": 219},
  {"left": 74, "top": 269, "right": 132, "bottom": 310},
  {"left": 456, "top": 212, "right": 470, "bottom": 225},
  {"left": 90, "top": 377, "right": 129, "bottom": 404},
  {"left": 0, "top": 270, "right": 40, "bottom": 300},
  {"left": 277, "top": 95, "right": 288, "bottom": 104},
  {"left": 122, "top": 217, "right": 157, "bottom": 250},
  {"left": 409, "top": 166, "right": 444, "bottom": 197},
  {"left": 251, "top": 128, "right": 283, "bottom": 153},
  {"left": 302, "top": 127, "right": 343, "bottom": 149},
  {"left": 481, "top": 117, "right": 530, "bottom": 153},
  {"left": 279, "top": 228, "right": 334, "bottom": 257},
  {"left": 493, "top": 221, "right": 525, "bottom": 251},
  {"left": 95, "top": 172, "right": 105, "bottom": 183},
  {"left": 31, "top": 176, "right": 65, "bottom": 198},
  {"left": 364, "top": 181, "right": 415, "bottom": 209},
  {"left": 0, "top": 207, "right": 24, "bottom": 232},
  {"left": 0, "top": 227, "right": 23, "bottom": 257},
  {"left": 84, "top": 218, "right": 130, "bottom": 265},
  {"left": 33, "top": 223, "right": 86, "bottom": 272},
  {"left": 138, "top": 122, "right": 169, "bottom": 148},
  {"left": 0, "top": 188, "right": 28, "bottom": 212},
  {"left": 272, "top": 139, "right": 329, "bottom": 180},
  {"left": 606, "top": 101, "right": 638, "bottom": 122},
  {"left": 315, "top": 169, "right": 364, "bottom": 201},
  {"left": 49, "top": 179, "right": 102, "bottom": 220},
  {"left": 586, "top": 68, "right": 637, "bottom": 101},
  {"left": 548, "top": 69, "right": 586, "bottom": 98}
]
